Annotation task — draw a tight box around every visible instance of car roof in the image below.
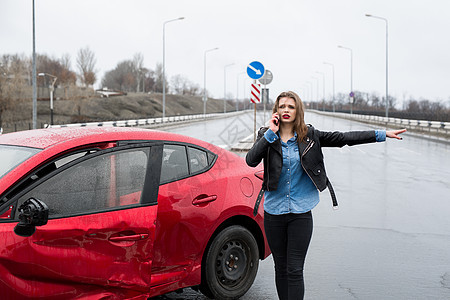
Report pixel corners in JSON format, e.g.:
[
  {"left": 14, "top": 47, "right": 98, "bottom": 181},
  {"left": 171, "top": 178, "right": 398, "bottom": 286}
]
[{"left": 0, "top": 127, "right": 210, "bottom": 150}]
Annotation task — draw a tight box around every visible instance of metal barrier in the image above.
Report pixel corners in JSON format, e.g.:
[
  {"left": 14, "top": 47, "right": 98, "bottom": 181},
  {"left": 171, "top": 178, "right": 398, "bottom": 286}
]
[
  {"left": 45, "top": 111, "right": 244, "bottom": 129},
  {"left": 311, "top": 110, "right": 450, "bottom": 136}
]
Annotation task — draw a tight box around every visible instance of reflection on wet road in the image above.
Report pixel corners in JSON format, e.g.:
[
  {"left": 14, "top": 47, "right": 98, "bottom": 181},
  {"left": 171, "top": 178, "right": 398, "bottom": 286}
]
[{"left": 156, "top": 111, "right": 450, "bottom": 299}]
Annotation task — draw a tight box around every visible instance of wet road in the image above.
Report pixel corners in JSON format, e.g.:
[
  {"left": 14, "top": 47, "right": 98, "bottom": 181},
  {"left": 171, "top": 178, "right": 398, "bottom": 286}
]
[
  {"left": 156, "top": 111, "right": 450, "bottom": 299},
  {"left": 163, "top": 111, "right": 268, "bottom": 149}
]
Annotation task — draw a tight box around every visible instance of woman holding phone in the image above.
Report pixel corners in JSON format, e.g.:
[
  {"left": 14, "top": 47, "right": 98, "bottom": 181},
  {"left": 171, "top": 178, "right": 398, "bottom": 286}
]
[{"left": 246, "top": 91, "right": 405, "bottom": 300}]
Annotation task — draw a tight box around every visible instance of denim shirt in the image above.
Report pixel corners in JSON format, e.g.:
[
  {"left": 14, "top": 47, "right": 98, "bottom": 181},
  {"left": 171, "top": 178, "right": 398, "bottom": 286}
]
[
  {"left": 262, "top": 129, "right": 386, "bottom": 215},
  {"left": 263, "top": 130, "right": 319, "bottom": 214}
]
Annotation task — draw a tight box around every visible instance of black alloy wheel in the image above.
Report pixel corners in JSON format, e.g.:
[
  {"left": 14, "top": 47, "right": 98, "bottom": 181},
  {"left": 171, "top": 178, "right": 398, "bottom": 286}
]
[{"left": 200, "top": 225, "right": 259, "bottom": 300}]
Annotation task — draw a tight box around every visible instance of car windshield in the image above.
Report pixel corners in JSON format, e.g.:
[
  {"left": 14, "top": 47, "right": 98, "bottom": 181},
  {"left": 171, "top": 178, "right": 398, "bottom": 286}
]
[{"left": 0, "top": 145, "right": 41, "bottom": 179}]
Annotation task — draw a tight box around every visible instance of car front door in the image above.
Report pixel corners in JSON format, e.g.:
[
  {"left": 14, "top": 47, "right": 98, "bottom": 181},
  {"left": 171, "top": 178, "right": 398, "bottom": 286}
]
[{"left": 0, "top": 143, "right": 163, "bottom": 299}]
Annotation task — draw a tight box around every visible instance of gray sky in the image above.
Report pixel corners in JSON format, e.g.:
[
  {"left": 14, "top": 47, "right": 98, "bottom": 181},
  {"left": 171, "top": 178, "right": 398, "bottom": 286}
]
[{"left": 1, "top": 0, "right": 450, "bottom": 107}]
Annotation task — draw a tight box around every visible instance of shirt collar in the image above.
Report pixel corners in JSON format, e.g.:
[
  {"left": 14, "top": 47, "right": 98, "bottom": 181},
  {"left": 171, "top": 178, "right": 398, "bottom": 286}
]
[{"left": 277, "top": 131, "right": 298, "bottom": 144}]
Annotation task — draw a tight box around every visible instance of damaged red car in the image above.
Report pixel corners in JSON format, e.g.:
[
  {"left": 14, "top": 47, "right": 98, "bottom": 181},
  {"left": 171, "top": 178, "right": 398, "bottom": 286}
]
[{"left": 0, "top": 127, "right": 269, "bottom": 299}]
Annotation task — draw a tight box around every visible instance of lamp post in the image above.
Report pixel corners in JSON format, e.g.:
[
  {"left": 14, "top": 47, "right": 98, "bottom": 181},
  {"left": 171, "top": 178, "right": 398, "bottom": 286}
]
[
  {"left": 236, "top": 72, "right": 246, "bottom": 111},
  {"left": 323, "top": 62, "right": 335, "bottom": 112},
  {"left": 312, "top": 76, "right": 319, "bottom": 110},
  {"left": 366, "top": 14, "right": 389, "bottom": 118},
  {"left": 32, "top": 0, "right": 37, "bottom": 129},
  {"left": 315, "top": 71, "right": 325, "bottom": 111},
  {"left": 38, "top": 73, "right": 57, "bottom": 125},
  {"left": 306, "top": 81, "right": 313, "bottom": 106},
  {"left": 338, "top": 45, "right": 353, "bottom": 114},
  {"left": 303, "top": 84, "right": 310, "bottom": 104},
  {"left": 163, "top": 17, "right": 184, "bottom": 121},
  {"left": 302, "top": 84, "right": 310, "bottom": 108},
  {"left": 203, "top": 47, "right": 219, "bottom": 117},
  {"left": 224, "top": 63, "right": 234, "bottom": 113}
]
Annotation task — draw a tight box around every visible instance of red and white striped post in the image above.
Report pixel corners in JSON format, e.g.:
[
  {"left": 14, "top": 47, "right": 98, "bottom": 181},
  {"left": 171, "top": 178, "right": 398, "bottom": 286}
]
[{"left": 251, "top": 81, "right": 261, "bottom": 141}]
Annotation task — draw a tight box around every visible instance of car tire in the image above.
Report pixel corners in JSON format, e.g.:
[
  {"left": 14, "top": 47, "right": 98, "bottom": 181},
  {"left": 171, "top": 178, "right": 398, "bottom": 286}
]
[{"left": 200, "top": 225, "right": 259, "bottom": 300}]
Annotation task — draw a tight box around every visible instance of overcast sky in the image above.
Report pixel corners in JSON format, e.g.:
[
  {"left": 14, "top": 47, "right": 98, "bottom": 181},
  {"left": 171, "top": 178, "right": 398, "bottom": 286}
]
[{"left": 2, "top": 0, "right": 450, "bottom": 106}]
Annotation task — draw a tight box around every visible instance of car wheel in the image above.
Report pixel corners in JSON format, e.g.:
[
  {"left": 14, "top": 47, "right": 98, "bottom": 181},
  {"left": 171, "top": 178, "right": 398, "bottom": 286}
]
[{"left": 200, "top": 225, "right": 259, "bottom": 300}]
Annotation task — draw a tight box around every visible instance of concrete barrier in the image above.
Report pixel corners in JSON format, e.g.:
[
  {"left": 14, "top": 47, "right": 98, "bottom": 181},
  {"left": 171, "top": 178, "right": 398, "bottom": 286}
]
[{"left": 45, "top": 111, "right": 245, "bottom": 130}]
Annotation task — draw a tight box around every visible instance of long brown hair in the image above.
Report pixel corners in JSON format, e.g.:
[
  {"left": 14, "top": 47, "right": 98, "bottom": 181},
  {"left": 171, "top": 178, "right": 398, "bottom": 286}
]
[{"left": 272, "top": 91, "right": 308, "bottom": 142}]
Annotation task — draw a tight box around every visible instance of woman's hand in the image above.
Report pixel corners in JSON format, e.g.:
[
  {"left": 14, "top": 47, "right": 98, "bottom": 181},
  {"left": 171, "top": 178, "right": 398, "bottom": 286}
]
[
  {"left": 269, "top": 113, "right": 280, "bottom": 133},
  {"left": 386, "top": 128, "right": 407, "bottom": 140}
]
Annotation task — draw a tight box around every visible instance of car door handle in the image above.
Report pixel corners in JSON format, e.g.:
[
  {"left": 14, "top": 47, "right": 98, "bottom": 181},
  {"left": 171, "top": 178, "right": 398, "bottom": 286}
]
[
  {"left": 109, "top": 233, "right": 149, "bottom": 242},
  {"left": 192, "top": 194, "right": 217, "bottom": 205}
]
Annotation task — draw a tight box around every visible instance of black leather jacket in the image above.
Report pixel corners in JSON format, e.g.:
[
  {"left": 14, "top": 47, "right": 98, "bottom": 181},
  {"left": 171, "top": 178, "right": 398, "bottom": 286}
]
[{"left": 246, "top": 125, "right": 377, "bottom": 208}]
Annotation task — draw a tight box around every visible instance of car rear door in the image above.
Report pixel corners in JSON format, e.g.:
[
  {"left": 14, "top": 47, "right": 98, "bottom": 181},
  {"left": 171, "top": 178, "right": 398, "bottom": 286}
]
[{"left": 0, "top": 143, "right": 163, "bottom": 299}]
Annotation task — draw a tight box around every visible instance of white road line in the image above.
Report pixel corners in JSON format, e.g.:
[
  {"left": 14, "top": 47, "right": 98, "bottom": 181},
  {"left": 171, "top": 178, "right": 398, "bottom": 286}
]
[{"left": 396, "top": 146, "right": 421, "bottom": 155}]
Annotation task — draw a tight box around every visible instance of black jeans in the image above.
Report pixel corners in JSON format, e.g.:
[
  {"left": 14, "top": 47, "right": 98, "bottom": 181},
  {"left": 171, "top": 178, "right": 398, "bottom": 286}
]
[{"left": 264, "top": 211, "right": 313, "bottom": 300}]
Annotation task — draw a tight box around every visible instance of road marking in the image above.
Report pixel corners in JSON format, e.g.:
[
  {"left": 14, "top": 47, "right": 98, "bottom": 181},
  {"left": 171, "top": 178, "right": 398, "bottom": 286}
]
[
  {"left": 396, "top": 146, "right": 421, "bottom": 155},
  {"left": 354, "top": 147, "right": 367, "bottom": 154}
]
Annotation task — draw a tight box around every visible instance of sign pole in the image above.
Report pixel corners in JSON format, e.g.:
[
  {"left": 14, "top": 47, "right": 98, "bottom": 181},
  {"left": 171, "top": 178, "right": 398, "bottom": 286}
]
[
  {"left": 263, "top": 83, "right": 267, "bottom": 125},
  {"left": 247, "top": 61, "right": 265, "bottom": 142},
  {"left": 254, "top": 80, "right": 257, "bottom": 142}
]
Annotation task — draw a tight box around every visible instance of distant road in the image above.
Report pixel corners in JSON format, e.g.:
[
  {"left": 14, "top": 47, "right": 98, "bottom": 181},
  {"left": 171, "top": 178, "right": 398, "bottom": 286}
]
[
  {"left": 162, "top": 111, "right": 269, "bottom": 149},
  {"left": 156, "top": 111, "right": 450, "bottom": 299}
]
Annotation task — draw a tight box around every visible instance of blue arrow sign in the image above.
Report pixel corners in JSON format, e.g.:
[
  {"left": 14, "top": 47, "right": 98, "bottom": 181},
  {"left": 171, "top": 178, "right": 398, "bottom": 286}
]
[{"left": 247, "top": 61, "right": 265, "bottom": 80}]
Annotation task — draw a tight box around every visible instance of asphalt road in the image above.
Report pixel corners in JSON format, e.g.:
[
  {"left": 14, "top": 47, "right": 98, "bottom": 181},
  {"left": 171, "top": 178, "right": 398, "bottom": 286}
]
[{"left": 155, "top": 111, "right": 450, "bottom": 300}]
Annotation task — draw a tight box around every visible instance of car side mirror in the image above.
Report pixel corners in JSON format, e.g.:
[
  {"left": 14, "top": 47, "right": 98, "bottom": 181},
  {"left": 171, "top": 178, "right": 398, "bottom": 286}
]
[{"left": 14, "top": 198, "right": 49, "bottom": 237}]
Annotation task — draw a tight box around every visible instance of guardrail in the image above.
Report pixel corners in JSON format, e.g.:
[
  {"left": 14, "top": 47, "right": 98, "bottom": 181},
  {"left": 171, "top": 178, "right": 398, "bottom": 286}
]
[
  {"left": 0, "top": 111, "right": 250, "bottom": 134},
  {"left": 43, "top": 111, "right": 244, "bottom": 129},
  {"left": 311, "top": 110, "right": 450, "bottom": 136}
]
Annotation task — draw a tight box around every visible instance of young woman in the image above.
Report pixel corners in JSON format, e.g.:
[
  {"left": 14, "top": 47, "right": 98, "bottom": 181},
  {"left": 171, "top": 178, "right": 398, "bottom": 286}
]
[{"left": 246, "top": 91, "right": 406, "bottom": 300}]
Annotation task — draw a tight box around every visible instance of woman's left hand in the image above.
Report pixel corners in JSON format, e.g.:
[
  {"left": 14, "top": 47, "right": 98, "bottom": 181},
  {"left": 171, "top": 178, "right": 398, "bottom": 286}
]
[{"left": 386, "top": 128, "right": 407, "bottom": 140}]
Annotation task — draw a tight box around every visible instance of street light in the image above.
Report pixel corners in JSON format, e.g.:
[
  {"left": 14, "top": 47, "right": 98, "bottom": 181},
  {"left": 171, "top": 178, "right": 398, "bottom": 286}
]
[
  {"left": 338, "top": 45, "right": 353, "bottom": 114},
  {"left": 312, "top": 76, "right": 319, "bottom": 109},
  {"left": 38, "top": 73, "right": 57, "bottom": 125},
  {"left": 315, "top": 71, "right": 325, "bottom": 111},
  {"left": 306, "top": 81, "right": 313, "bottom": 108},
  {"left": 203, "top": 47, "right": 219, "bottom": 117},
  {"left": 302, "top": 84, "right": 311, "bottom": 108},
  {"left": 32, "top": 0, "right": 37, "bottom": 129},
  {"left": 366, "top": 13, "right": 389, "bottom": 118},
  {"left": 224, "top": 63, "right": 234, "bottom": 113},
  {"left": 236, "top": 72, "right": 246, "bottom": 111},
  {"left": 163, "top": 17, "right": 184, "bottom": 121},
  {"left": 323, "top": 62, "right": 335, "bottom": 112}
]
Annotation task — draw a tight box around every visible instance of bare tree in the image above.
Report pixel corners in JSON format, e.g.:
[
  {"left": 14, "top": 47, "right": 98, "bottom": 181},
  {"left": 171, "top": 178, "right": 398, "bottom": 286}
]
[
  {"left": 0, "top": 54, "right": 29, "bottom": 128},
  {"left": 102, "top": 60, "right": 136, "bottom": 92},
  {"left": 170, "top": 74, "right": 188, "bottom": 94},
  {"left": 153, "top": 63, "right": 166, "bottom": 93},
  {"left": 133, "top": 53, "right": 144, "bottom": 92},
  {"left": 170, "top": 74, "right": 202, "bottom": 96},
  {"left": 59, "top": 53, "right": 76, "bottom": 99},
  {"left": 76, "top": 47, "right": 97, "bottom": 87}
]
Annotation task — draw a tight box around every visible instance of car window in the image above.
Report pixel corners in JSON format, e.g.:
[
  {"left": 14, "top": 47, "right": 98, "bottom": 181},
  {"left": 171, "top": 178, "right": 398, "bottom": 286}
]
[
  {"left": 160, "top": 145, "right": 189, "bottom": 183},
  {"left": 188, "top": 147, "right": 208, "bottom": 173},
  {"left": 53, "top": 149, "right": 99, "bottom": 168},
  {"left": 14, "top": 148, "right": 149, "bottom": 218},
  {"left": 0, "top": 145, "right": 41, "bottom": 179}
]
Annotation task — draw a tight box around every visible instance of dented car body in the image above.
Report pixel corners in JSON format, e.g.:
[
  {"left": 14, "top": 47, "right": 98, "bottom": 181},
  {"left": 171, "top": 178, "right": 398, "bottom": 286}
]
[{"left": 0, "top": 127, "right": 269, "bottom": 299}]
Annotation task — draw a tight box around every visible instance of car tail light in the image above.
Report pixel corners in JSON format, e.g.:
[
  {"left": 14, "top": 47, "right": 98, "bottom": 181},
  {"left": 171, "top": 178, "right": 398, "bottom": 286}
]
[{"left": 254, "top": 170, "right": 264, "bottom": 180}]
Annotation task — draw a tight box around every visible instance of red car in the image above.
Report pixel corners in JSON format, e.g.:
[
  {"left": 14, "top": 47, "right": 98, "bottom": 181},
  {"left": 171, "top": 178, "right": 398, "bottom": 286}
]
[{"left": 0, "top": 127, "right": 269, "bottom": 299}]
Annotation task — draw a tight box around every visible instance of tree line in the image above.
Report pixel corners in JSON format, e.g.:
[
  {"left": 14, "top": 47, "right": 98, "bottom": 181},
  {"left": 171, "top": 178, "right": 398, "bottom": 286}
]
[{"left": 306, "top": 90, "right": 449, "bottom": 122}]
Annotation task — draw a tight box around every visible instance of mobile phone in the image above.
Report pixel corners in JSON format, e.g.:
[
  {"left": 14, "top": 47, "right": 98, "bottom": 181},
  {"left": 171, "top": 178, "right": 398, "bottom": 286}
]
[{"left": 274, "top": 115, "right": 279, "bottom": 126}]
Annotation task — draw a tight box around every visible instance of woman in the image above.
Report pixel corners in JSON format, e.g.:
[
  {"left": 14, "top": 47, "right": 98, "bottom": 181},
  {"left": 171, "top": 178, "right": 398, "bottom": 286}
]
[{"left": 246, "top": 91, "right": 406, "bottom": 300}]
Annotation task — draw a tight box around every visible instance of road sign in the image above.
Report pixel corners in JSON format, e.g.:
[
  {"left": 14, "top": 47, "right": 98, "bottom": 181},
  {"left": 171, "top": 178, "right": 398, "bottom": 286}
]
[
  {"left": 349, "top": 91, "right": 354, "bottom": 98},
  {"left": 247, "top": 61, "right": 265, "bottom": 80},
  {"left": 250, "top": 82, "right": 261, "bottom": 103},
  {"left": 258, "top": 69, "right": 273, "bottom": 85}
]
